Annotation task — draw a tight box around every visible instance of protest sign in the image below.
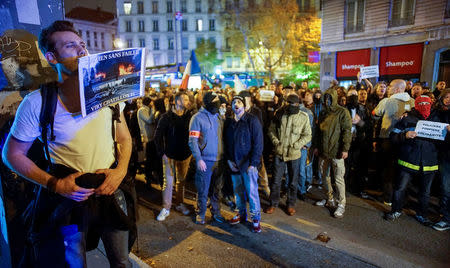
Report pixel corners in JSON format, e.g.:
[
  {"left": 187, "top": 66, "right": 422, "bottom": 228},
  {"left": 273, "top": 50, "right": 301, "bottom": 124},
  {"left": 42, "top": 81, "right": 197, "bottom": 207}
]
[
  {"left": 259, "top": 90, "right": 275, "bottom": 102},
  {"left": 78, "top": 48, "right": 146, "bottom": 117},
  {"left": 415, "top": 120, "right": 449, "bottom": 141},
  {"left": 360, "top": 65, "right": 379, "bottom": 79}
]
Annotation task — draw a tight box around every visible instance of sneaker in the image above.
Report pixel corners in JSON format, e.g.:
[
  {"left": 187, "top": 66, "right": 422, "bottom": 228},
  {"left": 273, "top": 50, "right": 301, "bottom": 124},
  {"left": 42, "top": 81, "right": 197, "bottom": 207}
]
[
  {"left": 252, "top": 219, "right": 262, "bottom": 233},
  {"left": 414, "top": 215, "right": 433, "bottom": 226},
  {"left": 315, "top": 199, "right": 335, "bottom": 208},
  {"left": 229, "top": 214, "right": 245, "bottom": 225},
  {"left": 212, "top": 213, "right": 226, "bottom": 223},
  {"left": 383, "top": 201, "right": 392, "bottom": 207},
  {"left": 175, "top": 203, "right": 190, "bottom": 215},
  {"left": 334, "top": 204, "right": 345, "bottom": 218},
  {"left": 306, "top": 185, "right": 313, "bottom": 192},
  {"left": 384, "top": 211, "right": 402, "bottom": 221},
  {"left": 156, "top": 208, "right": 170, "bottom": 221},
  {"left": 196, "top": 215, "right": 205, "bottom": 225},
  {"left": 432, "top": 221, "right": 450, "bottom": 231}
]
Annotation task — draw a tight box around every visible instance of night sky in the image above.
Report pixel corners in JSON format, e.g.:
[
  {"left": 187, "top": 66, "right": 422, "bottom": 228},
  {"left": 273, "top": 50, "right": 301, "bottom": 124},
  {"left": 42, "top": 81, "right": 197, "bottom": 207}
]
[{"left": 64, "top": 0, "right": 116, "bottom": 14}]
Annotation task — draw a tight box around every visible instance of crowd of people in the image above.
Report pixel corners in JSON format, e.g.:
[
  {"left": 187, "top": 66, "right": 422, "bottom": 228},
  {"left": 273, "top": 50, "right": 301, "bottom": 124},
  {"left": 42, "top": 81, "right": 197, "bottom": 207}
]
[{"left": 124, "top": 76, "right": 450, "bottom": 233}]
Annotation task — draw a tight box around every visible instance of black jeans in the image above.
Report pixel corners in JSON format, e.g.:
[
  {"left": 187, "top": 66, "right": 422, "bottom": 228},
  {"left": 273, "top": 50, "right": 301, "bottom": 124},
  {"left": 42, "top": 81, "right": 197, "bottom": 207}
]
[
  {"left": 270, "top": 156, "right": 300, "bottom": 208},
  {"left": 392, "top": 169, "right": 435, "bottom": 217}
]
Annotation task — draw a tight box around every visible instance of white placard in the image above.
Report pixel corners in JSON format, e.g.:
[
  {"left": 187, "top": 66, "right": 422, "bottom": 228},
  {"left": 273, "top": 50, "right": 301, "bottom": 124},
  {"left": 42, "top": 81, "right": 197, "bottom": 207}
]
[
  {"left": 415, "top": 120, "right": 449, "bottom": 141},
  {"left": 15, "top": 0, "right": 40, "bottom": 25},
  {"left": 259, "top": 90, "right": 275, "bottom": 102},
  {"left": 360, "top": 65, "right": 379, "bottom": 79}
]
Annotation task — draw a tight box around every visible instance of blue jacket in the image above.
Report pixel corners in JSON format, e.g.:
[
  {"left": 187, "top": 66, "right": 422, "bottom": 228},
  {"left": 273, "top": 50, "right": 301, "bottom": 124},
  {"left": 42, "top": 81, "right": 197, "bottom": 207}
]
[
  {"left": 188, "top": 107, "right": 223, "bottom": 162},
  {"left": 224, "top": 113, "right": 263, "bottom": 172}
]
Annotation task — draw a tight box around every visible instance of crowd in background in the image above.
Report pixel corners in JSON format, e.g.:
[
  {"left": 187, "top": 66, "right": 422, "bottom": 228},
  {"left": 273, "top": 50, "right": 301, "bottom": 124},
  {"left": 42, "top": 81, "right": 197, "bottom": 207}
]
[{"left": 122, "top": 76, "right": 450, "bottom": 233}]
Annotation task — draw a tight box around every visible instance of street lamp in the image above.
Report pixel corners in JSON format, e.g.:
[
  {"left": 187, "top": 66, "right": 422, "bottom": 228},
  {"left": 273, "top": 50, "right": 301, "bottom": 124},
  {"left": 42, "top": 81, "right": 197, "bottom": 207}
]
[{"left": 114, "top": 38, "right": 125, "bottom": 49}]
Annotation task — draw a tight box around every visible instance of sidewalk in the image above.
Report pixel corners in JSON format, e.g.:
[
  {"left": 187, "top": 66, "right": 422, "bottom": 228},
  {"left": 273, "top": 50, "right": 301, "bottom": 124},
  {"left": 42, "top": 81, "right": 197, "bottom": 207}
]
[{"left": 87, "top": 241, "right": 151, "bottom": 268}]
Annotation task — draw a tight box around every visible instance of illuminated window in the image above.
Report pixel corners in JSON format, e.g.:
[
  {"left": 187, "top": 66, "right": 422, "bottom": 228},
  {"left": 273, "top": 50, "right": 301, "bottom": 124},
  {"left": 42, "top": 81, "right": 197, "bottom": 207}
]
[
  {"left": 196, "top": 19, "right": 203, "bottom": 31},
  {"left": 124, "top": 2, "right": 132, "bottom": 14}
]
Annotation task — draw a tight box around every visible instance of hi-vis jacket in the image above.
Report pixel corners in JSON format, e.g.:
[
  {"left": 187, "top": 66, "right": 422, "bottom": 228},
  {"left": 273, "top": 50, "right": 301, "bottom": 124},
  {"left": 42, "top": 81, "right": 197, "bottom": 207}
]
[{"left": 390, "top": 109, "right": 440, "bottom": 173}]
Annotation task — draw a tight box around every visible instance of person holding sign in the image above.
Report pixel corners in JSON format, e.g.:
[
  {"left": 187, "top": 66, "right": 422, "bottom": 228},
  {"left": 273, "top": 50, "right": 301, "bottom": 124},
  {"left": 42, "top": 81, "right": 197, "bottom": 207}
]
[{"left": 385, "top": 96, "right": 441, "bottom": 226}]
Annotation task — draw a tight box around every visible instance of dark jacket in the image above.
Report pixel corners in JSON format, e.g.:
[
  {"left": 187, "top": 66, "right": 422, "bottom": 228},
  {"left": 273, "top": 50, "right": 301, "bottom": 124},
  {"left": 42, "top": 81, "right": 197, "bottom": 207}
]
[
  {"left": 346, "top": 104, "right": 372, "bottom": 145},
  {"left": 436, "top": 89, "right": 450, "bottom": 161},
  {"left": 154, "top": 109, "right": 193, "bottom": 161},
  {"left": 313, "top": 88, "right": 352, "bottom": 159},
  {"left": 224, "top": 113, "right": 263, "bottom": 172},
  {"left": 390, "top": 109, "right": 440, "bottom": 173},
  {"left": 248, "top": 105, "right": 263, "bottom": 126}
]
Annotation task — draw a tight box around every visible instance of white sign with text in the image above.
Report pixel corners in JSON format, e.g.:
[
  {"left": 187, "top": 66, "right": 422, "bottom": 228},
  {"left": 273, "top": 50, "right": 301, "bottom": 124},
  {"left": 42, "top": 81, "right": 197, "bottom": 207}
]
[
  {"left": 360, "top": 65, "right": 379, "bottom": 79},
  {"left": 415, "top": 120, "right": 449, "bottom": 141}
]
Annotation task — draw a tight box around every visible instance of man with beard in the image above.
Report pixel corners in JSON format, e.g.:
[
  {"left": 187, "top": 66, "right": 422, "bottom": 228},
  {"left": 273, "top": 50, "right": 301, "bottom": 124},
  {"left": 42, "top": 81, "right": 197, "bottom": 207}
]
[
  {"left": 2, "top": 21, "right": 134, "bottom": 267},
  {"left": 265, "top": 93, "right": 311, "bottom": 216},
  {"left": 188, "top": 91, "right": 225, "bottom": 224},
  {"left": 314, "top": 88, "right": 352, "bottom": 218},
  {"left": 154, "top": 92, "right": 194, "bottom": 221},
  {"left": 224, "top": 96, "right": 263, "bottom": 232}
]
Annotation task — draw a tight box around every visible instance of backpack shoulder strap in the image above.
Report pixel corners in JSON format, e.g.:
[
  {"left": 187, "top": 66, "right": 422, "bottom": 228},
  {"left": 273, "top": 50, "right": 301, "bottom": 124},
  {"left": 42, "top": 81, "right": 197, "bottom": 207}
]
[
  {"left": 39, "top": 82, "right": 58, "bottom": 168},
  {"left": 109, "top": 104, "right": 121, "bottom": 160}
]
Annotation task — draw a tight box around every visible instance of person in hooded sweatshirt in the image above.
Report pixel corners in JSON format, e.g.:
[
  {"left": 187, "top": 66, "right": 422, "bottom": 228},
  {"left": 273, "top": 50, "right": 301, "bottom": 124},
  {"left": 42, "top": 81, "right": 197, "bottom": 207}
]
[
  {"left": 373, "top": 79, "right": 415, "bottom": 206},
  {"left": 385, "top": 95, "right": 440, "bottom": 226},
  {"left": 188, "top": 91, "right": 225, "bottom": 225},
  {"left": 313, "top": 87, "right": 352, "bottom": 218}
]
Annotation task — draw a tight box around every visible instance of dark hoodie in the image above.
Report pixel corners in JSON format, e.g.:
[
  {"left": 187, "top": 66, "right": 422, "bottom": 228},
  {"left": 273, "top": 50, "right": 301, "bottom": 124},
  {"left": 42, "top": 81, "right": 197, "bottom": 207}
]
[
  {"left": 313, "top": 88, "right": 352, "bottom": 159},
  {"left": 436, "top": 89, "right": 450, "bottom": 161}
]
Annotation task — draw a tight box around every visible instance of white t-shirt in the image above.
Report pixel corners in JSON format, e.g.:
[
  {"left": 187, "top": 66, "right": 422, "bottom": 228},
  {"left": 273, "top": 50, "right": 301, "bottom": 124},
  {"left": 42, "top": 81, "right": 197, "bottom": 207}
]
[{"left": 10, "top": 89, "right": 124, "bottom": 173}]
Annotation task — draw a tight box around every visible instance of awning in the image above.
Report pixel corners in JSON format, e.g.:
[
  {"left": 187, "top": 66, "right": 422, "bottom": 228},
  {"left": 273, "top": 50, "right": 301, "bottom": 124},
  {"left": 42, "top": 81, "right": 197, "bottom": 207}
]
[
  {"left": 336, "top": 49, "right": 371, "bottom": 78},
  {"left": 379, "top": 43, "right": 423, "bottom": 76}
]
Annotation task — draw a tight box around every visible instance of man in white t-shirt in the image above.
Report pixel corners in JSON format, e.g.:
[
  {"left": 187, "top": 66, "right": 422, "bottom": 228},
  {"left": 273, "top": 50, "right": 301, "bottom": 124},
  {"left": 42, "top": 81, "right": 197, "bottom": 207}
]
[{"left": 2, "top": 21, "right": 133, "bottom": 267}]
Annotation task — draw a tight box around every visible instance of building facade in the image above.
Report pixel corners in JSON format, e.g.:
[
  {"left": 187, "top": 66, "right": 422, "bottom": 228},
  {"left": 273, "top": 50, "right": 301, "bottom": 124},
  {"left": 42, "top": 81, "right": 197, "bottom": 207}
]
[
  {"left": 319, "top": 0, "right": 450, "bottom": 90},
  {"left": 66, "top": 7, "right": 117, "bottom": 54},
  {"left": 116, "top": 0, "right": 223, "bottom": 68}
]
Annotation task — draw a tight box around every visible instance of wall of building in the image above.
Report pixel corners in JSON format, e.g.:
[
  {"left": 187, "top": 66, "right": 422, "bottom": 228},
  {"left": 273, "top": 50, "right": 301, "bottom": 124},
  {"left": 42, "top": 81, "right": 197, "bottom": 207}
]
[
  {"left": 319, "top": 0, "right": 450, "bottom": 90},
  {"left": 66, "top": 19, "right": 117, "bottom": 54}
]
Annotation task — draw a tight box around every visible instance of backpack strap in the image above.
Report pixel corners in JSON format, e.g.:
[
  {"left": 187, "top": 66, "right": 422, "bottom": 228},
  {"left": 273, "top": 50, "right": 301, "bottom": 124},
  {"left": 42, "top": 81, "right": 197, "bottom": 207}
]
[
  {"left": 39, "top": 82, "right": 58, "bottom": 169},
  {"left": 109, "top": 104, "right": 121, "bottom": 160}
]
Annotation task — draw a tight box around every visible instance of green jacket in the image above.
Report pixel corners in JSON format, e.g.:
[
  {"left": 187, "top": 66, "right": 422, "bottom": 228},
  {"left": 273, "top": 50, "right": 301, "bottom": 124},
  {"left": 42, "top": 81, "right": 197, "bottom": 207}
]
[
  {"left": 313, "top": 88, "right": 352, "bottom": 159},
  {"left": 268, "top": 106, "right": 312, "bottom": 161}
]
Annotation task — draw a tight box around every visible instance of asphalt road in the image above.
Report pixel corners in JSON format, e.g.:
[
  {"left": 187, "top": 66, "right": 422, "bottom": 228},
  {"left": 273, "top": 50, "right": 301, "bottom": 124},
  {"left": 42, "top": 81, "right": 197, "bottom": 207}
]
[{"left": 131, "top": 176, "right": 450, "bottom": 268}]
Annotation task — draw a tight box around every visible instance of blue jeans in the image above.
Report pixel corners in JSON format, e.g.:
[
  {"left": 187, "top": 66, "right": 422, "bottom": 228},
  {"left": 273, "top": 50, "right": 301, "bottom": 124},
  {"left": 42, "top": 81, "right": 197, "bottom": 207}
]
[
  {"left": 231, "top": 168, "right": 261, "bottom": 221},
  {"left": 298, "top": 148, "right": 313, "bottom": 195},
  {"left": 440, "top": 157, "right": 450, "bottom": 222},
  {"left": 194, "top": 160, "right": 223, "bottom": 219},
  {"left": 270, "top": 156, "right": 300, "bottom": 208},
  {"left": 62, "top": 189, "right": 131, "bottom": 268},
  {"left": 62, "top": 226, "right": 130, "bottom": 268}
]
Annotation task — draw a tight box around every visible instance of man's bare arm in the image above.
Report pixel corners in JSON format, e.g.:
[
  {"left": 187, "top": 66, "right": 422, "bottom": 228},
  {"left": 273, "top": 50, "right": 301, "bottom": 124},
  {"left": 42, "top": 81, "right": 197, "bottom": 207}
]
[{"left": 2, "top": 134, "right": 94, "bottom": 201}]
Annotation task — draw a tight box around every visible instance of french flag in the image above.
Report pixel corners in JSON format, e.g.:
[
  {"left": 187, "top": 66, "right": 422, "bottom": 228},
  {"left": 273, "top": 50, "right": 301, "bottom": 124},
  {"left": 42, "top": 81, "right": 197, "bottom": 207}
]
[{"left": 179, "top": 50, "right": 201, "bottom": 90}]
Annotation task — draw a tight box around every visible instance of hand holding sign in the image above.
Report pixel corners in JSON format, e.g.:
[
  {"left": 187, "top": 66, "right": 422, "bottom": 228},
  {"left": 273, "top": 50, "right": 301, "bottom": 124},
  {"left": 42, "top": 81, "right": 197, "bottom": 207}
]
[{"left": 415, "top": 120, "right": 449, "bottom": 141}]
